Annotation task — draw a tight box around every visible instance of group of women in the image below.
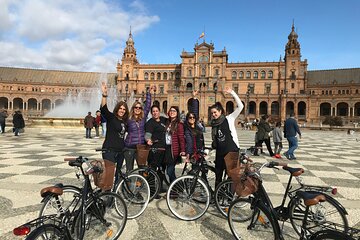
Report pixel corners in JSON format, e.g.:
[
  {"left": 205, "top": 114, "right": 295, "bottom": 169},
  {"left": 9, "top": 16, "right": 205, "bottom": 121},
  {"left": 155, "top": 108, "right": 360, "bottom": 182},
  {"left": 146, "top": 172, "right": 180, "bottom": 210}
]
[{"left": 100, "top": 82, "right": 244, "bottom": 189}]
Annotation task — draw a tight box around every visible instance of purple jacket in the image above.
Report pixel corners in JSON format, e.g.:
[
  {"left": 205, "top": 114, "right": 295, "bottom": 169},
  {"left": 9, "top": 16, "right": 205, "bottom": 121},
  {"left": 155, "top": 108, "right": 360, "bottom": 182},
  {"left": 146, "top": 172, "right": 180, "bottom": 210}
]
[{"left": 124, "top": 92, "right": 151, "bottom": 148}]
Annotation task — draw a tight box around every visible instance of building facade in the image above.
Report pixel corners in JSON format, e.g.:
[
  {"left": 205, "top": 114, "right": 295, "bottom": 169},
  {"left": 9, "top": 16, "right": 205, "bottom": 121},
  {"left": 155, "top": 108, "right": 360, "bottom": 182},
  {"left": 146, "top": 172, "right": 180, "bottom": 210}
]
[{"left": 0, "top": 24, "right": 360, "bottom": 125}]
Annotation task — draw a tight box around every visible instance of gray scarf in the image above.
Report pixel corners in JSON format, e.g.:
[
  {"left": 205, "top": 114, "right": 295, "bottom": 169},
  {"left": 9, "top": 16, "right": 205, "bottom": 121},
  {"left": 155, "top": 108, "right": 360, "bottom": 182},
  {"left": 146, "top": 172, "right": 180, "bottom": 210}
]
[{"left": 210, "top": 115, "right": 226, "bottom": 149}]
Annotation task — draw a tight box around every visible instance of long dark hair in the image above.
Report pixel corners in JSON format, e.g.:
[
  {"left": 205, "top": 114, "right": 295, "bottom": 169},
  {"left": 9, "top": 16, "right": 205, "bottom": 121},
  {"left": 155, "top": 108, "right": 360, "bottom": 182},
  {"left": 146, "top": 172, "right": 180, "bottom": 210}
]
[
  {"left": 113, "top": 101, "right": 129, "bottom": 121},
  {"left": 167, "top": 106, "right": 180, "bottom": 133},
  {"left": 185, "top": 112, "right": 203, "bottom": 136},
  {"left": 210, "top": 102, "right": 225, "bottom": 115}
]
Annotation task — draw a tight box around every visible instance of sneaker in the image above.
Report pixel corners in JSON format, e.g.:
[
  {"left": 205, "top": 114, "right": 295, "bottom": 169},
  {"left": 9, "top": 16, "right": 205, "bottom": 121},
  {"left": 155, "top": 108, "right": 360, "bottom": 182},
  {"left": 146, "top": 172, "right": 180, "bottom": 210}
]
[{"left": 275, "top": 154, "right": 281, "bottom": 159}]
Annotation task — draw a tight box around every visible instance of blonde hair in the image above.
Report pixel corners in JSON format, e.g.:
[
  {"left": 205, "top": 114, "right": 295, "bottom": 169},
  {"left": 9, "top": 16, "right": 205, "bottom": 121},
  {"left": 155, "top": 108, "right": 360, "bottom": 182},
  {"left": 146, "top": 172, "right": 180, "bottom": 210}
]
[{"left": 130, "top": 100, "right": 144, "bottom": 121}]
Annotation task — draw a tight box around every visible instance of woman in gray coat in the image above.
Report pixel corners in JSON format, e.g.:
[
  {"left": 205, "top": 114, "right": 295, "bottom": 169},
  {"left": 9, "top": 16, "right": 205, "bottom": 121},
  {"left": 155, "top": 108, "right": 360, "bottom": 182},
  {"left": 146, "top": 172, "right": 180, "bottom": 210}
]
[{"left": 254, "top": 114, "right": 274, "bottom": 156}]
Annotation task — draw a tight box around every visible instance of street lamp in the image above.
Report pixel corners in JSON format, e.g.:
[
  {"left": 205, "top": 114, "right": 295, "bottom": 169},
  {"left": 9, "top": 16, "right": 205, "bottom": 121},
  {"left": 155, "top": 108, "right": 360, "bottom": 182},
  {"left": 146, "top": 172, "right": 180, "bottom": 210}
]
[
  {"left": 125, "top": 84, "right": 129, "bottom": 102},
  {"left": 214, "top": 84, "right": 218, "bottom": 103},
  {"left": 246, "top": 86, "right": 250, "bottom": 116}
]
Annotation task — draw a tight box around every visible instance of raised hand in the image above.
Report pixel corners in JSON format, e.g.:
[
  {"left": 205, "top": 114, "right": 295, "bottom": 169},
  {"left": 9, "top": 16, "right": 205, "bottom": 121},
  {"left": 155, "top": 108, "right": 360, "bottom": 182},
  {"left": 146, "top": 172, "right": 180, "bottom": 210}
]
[
  {"left": 224, "top": 86, "right": 232, "bottom": 94},
  {"left": 101, "top": 82, "right": 108, "bottom": 96},
  {"left": 192, "top": 90, "right": 199, "bottom": 97}
]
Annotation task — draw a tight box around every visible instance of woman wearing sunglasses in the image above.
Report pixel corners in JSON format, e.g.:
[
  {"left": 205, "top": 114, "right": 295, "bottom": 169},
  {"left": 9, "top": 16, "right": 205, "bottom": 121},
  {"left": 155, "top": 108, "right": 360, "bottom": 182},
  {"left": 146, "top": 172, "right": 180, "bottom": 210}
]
[{"left": 123, "top": 86, "right": 156, "bottom": 172}]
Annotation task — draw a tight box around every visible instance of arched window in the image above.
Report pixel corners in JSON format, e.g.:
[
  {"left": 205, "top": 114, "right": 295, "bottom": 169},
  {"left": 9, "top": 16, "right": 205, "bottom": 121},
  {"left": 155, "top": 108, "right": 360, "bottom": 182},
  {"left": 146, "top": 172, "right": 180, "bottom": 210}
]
[
  {"left": 261, "top": 71, "right": 266, "bottom": 79},
  {"left": 156, "top": 72, "right": 161, "bottom": 80},
  {"left": 232, "top": 71, "right": 237, "bottom": 80},
  {"left": 239, "top": 71, "right": 244, "bottom": 79},
  {"left": 253, "top": 71, "right": 258, "bottom": 79},
  {"left": 144, "top": 72, "right": 149, "bottom": 80},
  {"left": 163, "top": 72, "right": 167, "bottom": 80},
  {"left": 188, "top": 69, "right": 192, "bottom": 77},
  {"left": 186, "top": 83, "right": 193, "bottom": 91},
  {"left": 338, "top": 90, "right": 341, "bottom": 94},
  {"left": 246, "top": 71, "right": 251, "bottom": 79},
  {"left": 150, "top": 72, "right": 155, "bottom": 80},
  {"left": 268, "top": 71, "right": 273, "bottom": 79},
  {"left": 175, "top": 72, "right": 180, "bottom": 79}
]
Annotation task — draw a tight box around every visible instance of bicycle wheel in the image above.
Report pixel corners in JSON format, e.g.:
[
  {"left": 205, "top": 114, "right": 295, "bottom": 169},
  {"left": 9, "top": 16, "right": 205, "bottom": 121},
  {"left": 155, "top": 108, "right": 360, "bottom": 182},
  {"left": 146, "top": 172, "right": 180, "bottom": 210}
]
[
  {"left": 39, "top": 185, "right": 81, "bottom": 218},
  {"left": 25, "top": 224, "right": 63, "bottom": 240},
  {"left": 289, "top": 192, "right": 348, "bottom": 236},
  {"left": 228, "top": 198, "right": 280, "bottom": 240},
  {"left": 115, "top": 173, "right": 150, "bottom": 219},
  {"left": 310, "top": 229, "right": 353, "bottom": 240},
  {"left": 130, "top": 167, "right": 160, "bottom": 201},
  {"left": 166, "top": 175, "right": 210, "bottom": 221},
  {"left": 78, "top": 192, "right": 127, "bottom": 239},
  {"left": 214, "top": 179, "right": 235, "bottom": 217}
]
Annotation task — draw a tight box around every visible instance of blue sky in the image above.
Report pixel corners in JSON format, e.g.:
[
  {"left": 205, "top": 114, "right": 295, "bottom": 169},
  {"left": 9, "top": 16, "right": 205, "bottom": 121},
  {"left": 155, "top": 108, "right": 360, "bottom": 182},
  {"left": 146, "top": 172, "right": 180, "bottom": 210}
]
[{"left": 1, "top": 0, "right": 359, "bottom": 72}]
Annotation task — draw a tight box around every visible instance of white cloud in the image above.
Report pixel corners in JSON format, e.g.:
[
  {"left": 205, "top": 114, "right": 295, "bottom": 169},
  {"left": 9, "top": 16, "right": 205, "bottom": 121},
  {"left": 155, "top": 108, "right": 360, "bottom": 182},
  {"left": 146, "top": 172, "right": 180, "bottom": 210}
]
[{"left": 0, "top": 0, "right": 159, "bottom": 72}]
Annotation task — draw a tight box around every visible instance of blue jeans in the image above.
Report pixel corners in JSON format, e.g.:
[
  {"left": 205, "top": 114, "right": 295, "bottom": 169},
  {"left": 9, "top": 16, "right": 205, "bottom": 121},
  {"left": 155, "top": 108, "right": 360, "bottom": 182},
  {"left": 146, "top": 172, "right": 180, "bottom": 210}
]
[
  {"left": 286, "top": 136, "right": 298, "bottom": 158},
  {"left": 85, "top": 128, "right": 92, "bottom": 138}
]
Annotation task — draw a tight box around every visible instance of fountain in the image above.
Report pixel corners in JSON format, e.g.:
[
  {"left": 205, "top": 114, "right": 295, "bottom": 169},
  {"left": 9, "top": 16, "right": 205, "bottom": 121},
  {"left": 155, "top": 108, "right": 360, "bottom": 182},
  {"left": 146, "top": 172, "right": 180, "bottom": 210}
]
[{"left": 28, "top": 73, "right": 119, "bottom": 127}]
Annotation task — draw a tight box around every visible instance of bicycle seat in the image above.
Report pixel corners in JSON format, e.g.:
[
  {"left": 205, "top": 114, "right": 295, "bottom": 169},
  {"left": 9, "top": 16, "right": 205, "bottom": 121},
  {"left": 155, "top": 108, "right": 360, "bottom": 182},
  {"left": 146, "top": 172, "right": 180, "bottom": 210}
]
[
  {"left": 40, "top": 186, "right": 63, "bottom": 198},
  {"left": 296, "top": 191, "right": 326, "bottom": 206},
  {"left": 283, "top": 166, "right": 304, "bottom": 176}
]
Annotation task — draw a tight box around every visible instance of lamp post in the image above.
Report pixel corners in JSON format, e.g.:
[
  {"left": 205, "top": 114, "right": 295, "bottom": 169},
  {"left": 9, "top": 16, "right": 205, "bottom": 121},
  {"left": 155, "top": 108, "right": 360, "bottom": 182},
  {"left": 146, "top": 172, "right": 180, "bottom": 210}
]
[
  {"left": 214, "top": 84, "right": 218, "bottom": 103},
  {"left": 246, "top": 86, "right": 250, "bottom": 116},
  {"left": 125, "top": 84, "right": 128, "bottom": 102},
  {"left": 141, "top": 91, "right": 145, "bottom": 104}
]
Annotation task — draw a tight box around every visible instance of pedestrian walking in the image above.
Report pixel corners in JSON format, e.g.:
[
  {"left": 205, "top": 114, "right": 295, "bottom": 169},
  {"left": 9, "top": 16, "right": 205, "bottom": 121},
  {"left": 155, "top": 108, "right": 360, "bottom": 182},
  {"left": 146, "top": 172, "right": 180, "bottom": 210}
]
[
  {"left": 84, "top": 112, "right": 95, "bottom": 138},
  {"left": 273, "top": 121, "right": 283, "bottom": 158},
  {"left": 0, "top": 110, "right": 8, "bottom": 134},
  {"left": 254, "top": 114, "right": 275, "bottom": 157},
  {"left": 94, "top": 110, "right": 101, "bottom": 138},
  {"left": 284, "top": 112, "right": 301, "bottom": 160},
  {"left": 12, "top": 110, "right": 25, "bottom": 136}
]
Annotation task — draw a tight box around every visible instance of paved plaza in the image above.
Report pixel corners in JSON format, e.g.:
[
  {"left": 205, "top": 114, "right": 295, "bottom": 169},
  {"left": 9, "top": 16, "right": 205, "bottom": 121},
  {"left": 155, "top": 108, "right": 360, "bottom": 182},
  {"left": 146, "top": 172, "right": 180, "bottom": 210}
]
[{"left": 1, "top": 126, "right": 360, "bottom": 239}]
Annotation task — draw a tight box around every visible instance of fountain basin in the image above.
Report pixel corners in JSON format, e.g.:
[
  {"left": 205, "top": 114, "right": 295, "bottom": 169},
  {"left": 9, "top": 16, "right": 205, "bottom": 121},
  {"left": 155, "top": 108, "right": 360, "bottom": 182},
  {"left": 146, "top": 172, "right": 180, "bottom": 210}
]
[{"left": 28, "top": 117, "right": 84, "bottom": 127}]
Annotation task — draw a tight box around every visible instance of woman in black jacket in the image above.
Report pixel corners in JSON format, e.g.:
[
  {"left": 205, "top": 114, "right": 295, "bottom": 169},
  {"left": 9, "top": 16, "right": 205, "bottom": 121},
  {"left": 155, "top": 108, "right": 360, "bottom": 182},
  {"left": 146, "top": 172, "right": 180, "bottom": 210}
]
[
  {"left": 254, "top": 114, "right": 274, "bottom": 156},
  {"left": 12, "top": 110, "right": 25, "bottom": 136}
]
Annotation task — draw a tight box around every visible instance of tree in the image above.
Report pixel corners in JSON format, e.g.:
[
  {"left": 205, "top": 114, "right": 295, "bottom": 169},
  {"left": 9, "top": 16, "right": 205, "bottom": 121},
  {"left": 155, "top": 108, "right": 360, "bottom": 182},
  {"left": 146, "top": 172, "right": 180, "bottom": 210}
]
[{"left": 322, "top": 116, "right": 343, "bottom": 127}]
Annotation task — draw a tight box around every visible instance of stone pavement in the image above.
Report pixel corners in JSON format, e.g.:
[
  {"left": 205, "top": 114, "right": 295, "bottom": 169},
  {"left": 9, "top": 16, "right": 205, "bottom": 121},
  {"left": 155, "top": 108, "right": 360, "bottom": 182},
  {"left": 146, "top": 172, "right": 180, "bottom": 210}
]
[{"left": 1, "top": 127, "right": 360, "bottom": 239}]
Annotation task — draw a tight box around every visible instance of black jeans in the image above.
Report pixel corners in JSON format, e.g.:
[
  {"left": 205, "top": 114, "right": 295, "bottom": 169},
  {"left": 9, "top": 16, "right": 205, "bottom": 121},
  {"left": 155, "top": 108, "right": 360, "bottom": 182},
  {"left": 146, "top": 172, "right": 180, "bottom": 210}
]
[{"left": 255, "top": 138, "right": 274, "bottom": 156}]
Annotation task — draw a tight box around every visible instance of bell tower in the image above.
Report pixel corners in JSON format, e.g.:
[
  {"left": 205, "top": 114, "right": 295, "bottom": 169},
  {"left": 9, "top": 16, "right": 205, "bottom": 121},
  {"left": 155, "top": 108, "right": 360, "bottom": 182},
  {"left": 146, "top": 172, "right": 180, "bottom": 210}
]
[
  {"left": 284, "top": 22, "right": 301, "bottom": 84},
  {"left": 116, "top": 28, "right": 139, "bottom": 101}
]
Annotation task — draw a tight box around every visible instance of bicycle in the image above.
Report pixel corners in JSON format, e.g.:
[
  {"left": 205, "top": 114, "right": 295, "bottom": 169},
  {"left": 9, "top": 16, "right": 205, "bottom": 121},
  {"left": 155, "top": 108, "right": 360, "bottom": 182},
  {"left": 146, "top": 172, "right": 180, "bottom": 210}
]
[
  {"left": 13, "top": 155, "right": 127, "bottom": 239},
  {"left": 40, "top": 150, "right": 149, "bottom": 220},
  {"left": 165, "top": 148, "right": 217, "bottom": 221},
  {"left": 129, "top": 145, "right": 172, "bottom": 201},
  {"left": 227, "top": 160, "right": 348, "bottom": 240}
]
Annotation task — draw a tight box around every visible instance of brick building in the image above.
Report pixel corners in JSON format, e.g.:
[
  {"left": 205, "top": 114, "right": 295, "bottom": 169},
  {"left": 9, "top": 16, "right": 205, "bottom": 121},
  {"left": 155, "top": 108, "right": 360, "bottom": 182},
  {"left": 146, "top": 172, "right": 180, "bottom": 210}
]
[{"left": 0, "top": 24, "right": 359, "bottom": 125}]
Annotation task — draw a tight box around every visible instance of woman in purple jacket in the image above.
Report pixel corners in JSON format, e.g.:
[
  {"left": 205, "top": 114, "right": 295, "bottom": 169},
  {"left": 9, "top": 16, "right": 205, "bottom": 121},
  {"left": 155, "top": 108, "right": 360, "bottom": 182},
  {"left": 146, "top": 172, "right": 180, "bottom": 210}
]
[{"left": 123, "top": 86, "right": 155, "bottom": 172}]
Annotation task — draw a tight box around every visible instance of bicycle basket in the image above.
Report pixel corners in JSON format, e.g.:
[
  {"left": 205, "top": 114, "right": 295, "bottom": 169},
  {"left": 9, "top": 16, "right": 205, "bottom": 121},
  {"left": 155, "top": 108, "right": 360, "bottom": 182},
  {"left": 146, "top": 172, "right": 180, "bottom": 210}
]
[
  {"left": 228, "top": 162, "right": 259, "bottom": 197},
  {"left": 91, "top": 159, "right": 115, "bottom": 191},
  {"left": 136, "top": 144, "right": 150, "bottom": 166}
]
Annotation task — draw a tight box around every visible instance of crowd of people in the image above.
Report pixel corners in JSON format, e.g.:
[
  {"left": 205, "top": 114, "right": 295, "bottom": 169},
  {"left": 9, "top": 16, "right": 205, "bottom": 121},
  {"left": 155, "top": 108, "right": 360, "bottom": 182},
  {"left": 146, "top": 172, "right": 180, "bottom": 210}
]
[{"left": 93, "top": 83, "right": 243, "bottom": 191}]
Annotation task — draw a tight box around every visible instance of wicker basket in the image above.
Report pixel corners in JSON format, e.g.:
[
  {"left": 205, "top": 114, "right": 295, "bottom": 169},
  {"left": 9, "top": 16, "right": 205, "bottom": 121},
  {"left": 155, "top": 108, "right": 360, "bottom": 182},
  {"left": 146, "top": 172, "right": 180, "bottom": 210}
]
[
  {"left": 224, "top": 152, "right": 259, "bottom": 197},
  {"left": 91, "top": 159, "right": 115, "bottom": 191},
  {"left": 136, "top": 144, "right": 150, "bottom": 166}
]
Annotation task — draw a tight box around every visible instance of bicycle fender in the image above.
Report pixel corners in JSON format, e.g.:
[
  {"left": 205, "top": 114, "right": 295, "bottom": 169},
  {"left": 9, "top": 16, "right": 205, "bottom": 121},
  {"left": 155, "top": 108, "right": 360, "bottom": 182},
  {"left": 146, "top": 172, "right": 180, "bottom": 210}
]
[{"left": 306, "top": 190, "right": 348, "bottom": 215}]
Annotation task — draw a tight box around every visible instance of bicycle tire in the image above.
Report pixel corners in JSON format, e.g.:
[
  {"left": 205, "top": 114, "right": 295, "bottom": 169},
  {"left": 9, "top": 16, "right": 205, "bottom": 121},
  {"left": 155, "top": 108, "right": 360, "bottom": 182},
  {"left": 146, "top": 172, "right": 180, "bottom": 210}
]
[
  {"left": 130, "top": 167, "right": 161, "bottom": 201},
  {"left": 166, "top": 175, "right": 210, "bottom": 221},
  {"left": 25, "top": 224, "right": 64, "bottom": 240},
  {"left": 310, "top": 229, "right": 354, "bottom": 240},
  {"left": 214, "top": 179, "right": 235, "bottom": 217},
  {"left": 289, "top": 191, "right": 348, "bottom": 236},
  {"left": 115, "top": 173, "right": 150, "bottom": 219},
  {"left": 39, "top": 185, "right": 81, "bottom": 218},
  {"left": 76, "top": 191, "right": 127, "bottom": 239},
  {"left": 228, "top": 197, "right": 280, "bottom": 240}
]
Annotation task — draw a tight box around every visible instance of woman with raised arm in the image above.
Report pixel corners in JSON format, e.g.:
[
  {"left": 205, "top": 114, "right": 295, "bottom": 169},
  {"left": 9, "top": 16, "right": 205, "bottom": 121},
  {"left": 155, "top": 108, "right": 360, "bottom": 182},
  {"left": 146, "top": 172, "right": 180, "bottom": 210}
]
[
  {"left": 100, "top": 82, "right": 129, "bottom": 184},
  {"left": 184, "top": 90, "right": 205, "bottom": 162},
  {"left": 123, "top": 86, "right": 155, "bottom": 172},
  {"left": 210, "top": 87, "right": 244, "bottom": 187}
]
